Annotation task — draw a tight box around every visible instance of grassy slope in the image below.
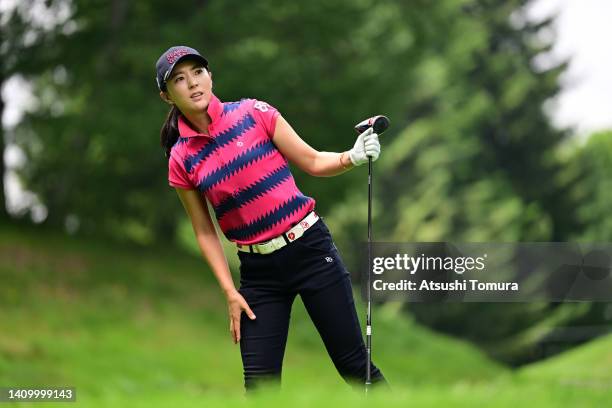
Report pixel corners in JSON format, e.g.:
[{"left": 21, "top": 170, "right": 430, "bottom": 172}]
[
  {"left": 517, "top": 333, "right": 612, "bottom": 388},
  {"left": 0, "top": 222, "right": 609, "bottom": 407}
]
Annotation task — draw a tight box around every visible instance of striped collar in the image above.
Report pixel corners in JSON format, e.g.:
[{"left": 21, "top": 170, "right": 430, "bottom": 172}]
[{"left": 177, "top": 93, "right": 223, "bottom": 138}]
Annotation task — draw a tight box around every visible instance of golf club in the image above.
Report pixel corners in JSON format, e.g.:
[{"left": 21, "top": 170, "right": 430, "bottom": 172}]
[{"left": 354, "top": 115, "right": 390, "bottom": 393}]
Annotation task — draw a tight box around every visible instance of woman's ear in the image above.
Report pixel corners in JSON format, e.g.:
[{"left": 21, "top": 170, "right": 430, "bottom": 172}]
[{"left": 159, "top": 91, "right": 173, "bottom": 105}]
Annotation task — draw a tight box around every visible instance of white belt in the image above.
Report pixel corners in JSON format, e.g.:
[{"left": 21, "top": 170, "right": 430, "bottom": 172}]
[{"left": 236, "top": 211, "right": 320, "bottom": 255}]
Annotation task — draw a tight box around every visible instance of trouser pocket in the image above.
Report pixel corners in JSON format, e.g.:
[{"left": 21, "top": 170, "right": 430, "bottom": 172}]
[{"left": 292, "top": 221, "right": 336, "bottom": 255}]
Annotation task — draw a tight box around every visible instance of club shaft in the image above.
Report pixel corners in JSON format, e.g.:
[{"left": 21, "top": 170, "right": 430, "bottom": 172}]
[{"left": 365, "top": 156, "right": 372, "bottom": 392}]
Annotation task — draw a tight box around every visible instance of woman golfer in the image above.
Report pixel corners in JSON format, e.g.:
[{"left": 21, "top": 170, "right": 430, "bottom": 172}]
[{"left": 156, "top": 45, "right": 387, "bottom": 393}]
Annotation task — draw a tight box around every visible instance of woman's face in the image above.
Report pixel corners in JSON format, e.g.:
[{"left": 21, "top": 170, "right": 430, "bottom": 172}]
[{"left": 160, "top": 59, "right": 213, "bottom": 115}]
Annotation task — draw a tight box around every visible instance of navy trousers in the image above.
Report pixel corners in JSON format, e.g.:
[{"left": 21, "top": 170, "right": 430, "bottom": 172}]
[{"left": 237, "top": 217, "right": 387, "bottom": 392}]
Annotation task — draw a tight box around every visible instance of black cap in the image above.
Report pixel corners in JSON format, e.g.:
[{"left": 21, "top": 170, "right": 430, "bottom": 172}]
[{"left": 155, "top": 46, "right": 209, "bottom": 91}]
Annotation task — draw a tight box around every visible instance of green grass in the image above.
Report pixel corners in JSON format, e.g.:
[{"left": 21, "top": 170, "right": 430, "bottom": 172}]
[
  {"left": 0, "top": 221, "right": 610, "bottom": 407},
  {"left": 517, "top": 334, "right": 612, "bottom": 389}
]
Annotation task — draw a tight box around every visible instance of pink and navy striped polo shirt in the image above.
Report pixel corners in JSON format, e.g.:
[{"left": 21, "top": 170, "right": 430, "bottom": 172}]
[{"left": 168, "top": 93, "right": 316, "bottom": 245}]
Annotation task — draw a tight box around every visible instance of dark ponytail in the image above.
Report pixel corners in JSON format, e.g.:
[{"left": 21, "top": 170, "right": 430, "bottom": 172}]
[{"left": 160, "top": 105, "right": 181, "bottom": 160}]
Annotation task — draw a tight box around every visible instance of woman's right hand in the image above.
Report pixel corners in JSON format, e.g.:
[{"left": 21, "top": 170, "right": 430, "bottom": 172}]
[
  {"left": 226, "top": 289, "right": 256, "bottom": 344},
  {"left": 348, "top": 127, "right": 381, "bottom": 166}
]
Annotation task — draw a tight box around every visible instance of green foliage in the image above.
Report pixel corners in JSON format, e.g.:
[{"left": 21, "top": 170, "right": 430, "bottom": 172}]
[
  {"left": 572, "top": 131, "right": 612, "bottom": 241},
  {"left": 333, "top": 0, "right": 573, "bottom": 245},
  {"left": 326, "top": 0, "right": 601, "bottom": 365},
  {"left": 10, "top": 0, "right": 428, "bottom": 243}
]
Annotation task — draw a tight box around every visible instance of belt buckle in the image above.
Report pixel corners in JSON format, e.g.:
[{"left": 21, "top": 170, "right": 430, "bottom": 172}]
[
  {"left": 239, "top": 212, "right": 316, "bottom": 254},
  {"left": 258, "top": 241, "right": 270, "bottom": 254}
]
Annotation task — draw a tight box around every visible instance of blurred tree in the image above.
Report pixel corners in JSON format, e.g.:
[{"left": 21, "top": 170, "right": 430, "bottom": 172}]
[
  {"left": 9, "top": 0, "right": 426, "bottom": 244},
  {"left": 0, "top": 79, "right": 4, "bottom": 220},
  {"left": 573, "top": 131, "right": 612, "bottom": 241},
  {"left": 564, "top": 131, "right": 612, "bottom": 354},
  {"left": 327, "top": 0, "right": 591, "bottom": 365},
  {"left": 1, "top": 0, "right": 73, "bottom": 221}
]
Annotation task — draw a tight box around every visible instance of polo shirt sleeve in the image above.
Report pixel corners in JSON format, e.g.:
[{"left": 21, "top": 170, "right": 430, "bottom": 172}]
[
  {"left": 252, "top": 99, "right": 281, "bottom": 140},
  {"left": 168, "top": 151, "right": 194, "bottom": 189}
]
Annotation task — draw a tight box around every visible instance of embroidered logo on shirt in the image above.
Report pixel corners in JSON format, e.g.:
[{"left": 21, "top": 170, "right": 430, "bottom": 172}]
[
  {"left": 325, "top": 257, "right": 333, "bottom": 263},
  {"left": 254, "top": 101, "right": 269, "bottom": 112}
]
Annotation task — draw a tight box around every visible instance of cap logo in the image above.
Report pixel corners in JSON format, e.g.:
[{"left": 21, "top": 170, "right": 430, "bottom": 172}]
[{"left": 166, "top": 48, "right": 191, "bottom": 64}]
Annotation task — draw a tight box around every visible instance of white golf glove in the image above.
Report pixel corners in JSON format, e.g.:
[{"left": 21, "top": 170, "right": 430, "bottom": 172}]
[{"left": 349, "top": 127, "right": 381, "bottom": 166}]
